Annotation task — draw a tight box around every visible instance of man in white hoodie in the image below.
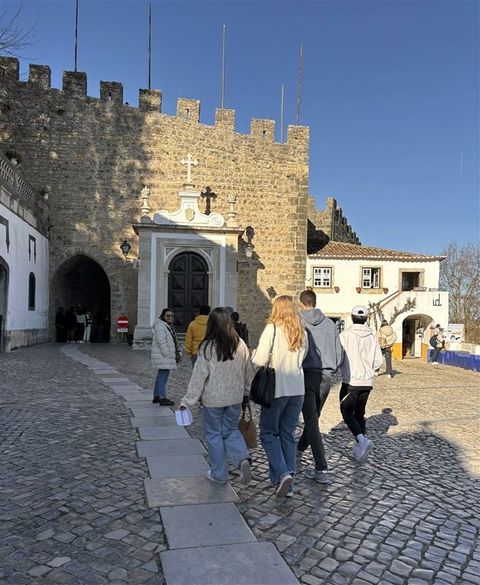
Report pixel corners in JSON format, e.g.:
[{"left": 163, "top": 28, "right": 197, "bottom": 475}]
[{"left": 339, "top": 305, "right": 383, "bottom": 463}]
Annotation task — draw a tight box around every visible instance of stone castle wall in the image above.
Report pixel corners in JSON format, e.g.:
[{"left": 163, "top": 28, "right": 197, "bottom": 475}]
[
  {"left": 308, "top": 196, "right": 361, "bottom": 245},
  {"left": 0, "top": 58, "right": 309, "bottom": 342}
]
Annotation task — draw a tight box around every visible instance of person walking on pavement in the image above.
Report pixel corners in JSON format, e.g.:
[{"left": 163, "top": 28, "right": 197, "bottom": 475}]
[
  {"left": 378, "top": 320, "right": 397, "bottom": 378},
  {"left": 298, "top": 289, "right": 343, "bottom": 483},
  {"left": 339, "top": 305, "right": 383, "bottom": 463},
  {"left": 184, "top": 305, "right": 210, "bottom": 366},
  {"left": 151, "top": 308, "right": 181, "bottom": 406},
  {"left": 252, "top": 295, "right": 308, "bottom": 498},
  {"left": 180, "top": 307, "right": 253, "bottom": 485}
]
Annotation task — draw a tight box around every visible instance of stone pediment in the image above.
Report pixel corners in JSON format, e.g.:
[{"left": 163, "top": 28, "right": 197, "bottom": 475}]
[{"left": 153, "top": 190, "right": 225, "bottom": 228}]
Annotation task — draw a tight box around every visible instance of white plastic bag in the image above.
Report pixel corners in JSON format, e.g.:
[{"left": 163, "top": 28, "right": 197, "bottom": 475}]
[{"left": 175, "top": 407, "right": 193, "bottom": 426}]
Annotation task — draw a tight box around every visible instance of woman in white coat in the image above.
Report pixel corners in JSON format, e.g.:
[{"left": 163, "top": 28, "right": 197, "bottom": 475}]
[
  {"left": 252, "top": 295, "right": 308, "bottom": 498},
  {"left": 151, "top": 308, "right": 181, "bottom": 405}
]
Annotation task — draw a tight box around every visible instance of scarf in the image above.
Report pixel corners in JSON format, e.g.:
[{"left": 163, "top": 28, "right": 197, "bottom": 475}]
[{"left": 167, "top": 324, "right": 182, "bottom": 363}]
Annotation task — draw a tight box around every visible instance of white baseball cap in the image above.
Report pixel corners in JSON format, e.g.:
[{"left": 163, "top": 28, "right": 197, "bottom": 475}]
[{"left": 351, "top": 305, "right": 369, "bottom": 317}]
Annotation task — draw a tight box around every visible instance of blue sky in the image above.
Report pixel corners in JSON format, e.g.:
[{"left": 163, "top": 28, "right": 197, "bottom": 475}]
[{"left": 6, "top": 0, "right": 480, "bottom": 254}]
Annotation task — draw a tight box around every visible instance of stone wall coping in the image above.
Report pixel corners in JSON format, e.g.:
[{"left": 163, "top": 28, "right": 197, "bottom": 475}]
[
  {"left": 132, "top": 222, "right": 245, "bottom": 236},
  {"left": 0, "top": 152, "right": 49, "bottom": 234}
]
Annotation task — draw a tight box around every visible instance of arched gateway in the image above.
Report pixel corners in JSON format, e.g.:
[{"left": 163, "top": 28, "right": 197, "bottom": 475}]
[{"left": 51, "top": 255, "right": 111, "bottom": 342}]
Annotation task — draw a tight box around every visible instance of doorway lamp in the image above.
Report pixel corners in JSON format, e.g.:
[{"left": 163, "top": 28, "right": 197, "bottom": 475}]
[{"left": 120, "top": 240, "right": 132, "bottom": 258}]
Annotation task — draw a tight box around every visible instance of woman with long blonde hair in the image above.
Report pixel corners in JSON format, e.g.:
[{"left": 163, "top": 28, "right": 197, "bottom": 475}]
[{"left": 252, "top": 295, "right": 308, "bottom": 497}]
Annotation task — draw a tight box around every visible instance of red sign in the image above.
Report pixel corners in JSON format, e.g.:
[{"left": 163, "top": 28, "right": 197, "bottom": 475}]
[{"left": 117, "top": 315, "right": 129, "bottom": 333}]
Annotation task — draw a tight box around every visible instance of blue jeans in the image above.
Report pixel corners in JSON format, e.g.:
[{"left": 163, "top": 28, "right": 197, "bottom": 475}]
[
  {"left": 260, "top": 395, "right": 303, "bottom": 485},
  {"left": 202, "top": 404, "right": 249, "bottom": 482},
  {"left": 153, "top": 369, "right": 170, "bottom": 398}
]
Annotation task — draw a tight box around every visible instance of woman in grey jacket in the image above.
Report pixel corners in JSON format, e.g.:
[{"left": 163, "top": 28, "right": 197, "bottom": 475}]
[{"left": 151, "top": 308, "right": 181, "bottom": 405}]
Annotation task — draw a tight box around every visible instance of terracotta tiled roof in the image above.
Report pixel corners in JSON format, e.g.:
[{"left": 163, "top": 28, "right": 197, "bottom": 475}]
[{"left": 308, "top": 241, "right": 446, "bottom": 261}]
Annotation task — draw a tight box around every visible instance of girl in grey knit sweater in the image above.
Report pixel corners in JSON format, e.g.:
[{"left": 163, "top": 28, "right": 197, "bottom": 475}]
[{"left": 180, "top": 307, "right": 253, "bottom": 485}]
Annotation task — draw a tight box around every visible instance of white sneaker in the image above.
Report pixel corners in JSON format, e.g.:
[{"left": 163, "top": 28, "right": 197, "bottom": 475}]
[
  {"left": 206, "top": 471, "right": 228, "bottom": 484},
  {"left": 351, "top": 442, "right": 361, "bottom": 460},
  {"left": 355, "top": 439, "right": 373, "bottom": 463},
  {"left": 276, "top": 474, "right": 293, "bottom": 498},
  {"left": 239, "top": 459, "right": 252, "bottom": 485},
  {"left": 374, "top": 371, "right": 379, "bottom": 376},
  {"left": 304, "top": 467, "right": 331, "bottom": 484},
  {"left": 387, "top": 374, "right": 392, "bottom": 379},
  {"left": 432, "top": 362, "right": 438, "bottom": 365}
]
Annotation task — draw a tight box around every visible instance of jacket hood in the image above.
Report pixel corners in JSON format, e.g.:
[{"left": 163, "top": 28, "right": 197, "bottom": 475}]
[
  {"left": 195, "top": 315, "right": 209, "bottom": 324},
  {"left": 301, "top": 308, "right": 326, "bottom": 326},
  {"left": 349, "top": 324, "right": 375, "bottom": 338},
  {"left": 152, "top": 318, "right": 166, "bottom": 328}
]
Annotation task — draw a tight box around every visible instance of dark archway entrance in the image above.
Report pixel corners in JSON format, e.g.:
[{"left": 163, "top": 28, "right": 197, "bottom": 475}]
[
  {"left": 168, "top": 252, "right": 209, "bottom": 332},
  {"left": 52, "top": 255, "right": 111, "bottom": 342},
  {"left": 0, "top": 257, "right": 8, "bottom": 352}
]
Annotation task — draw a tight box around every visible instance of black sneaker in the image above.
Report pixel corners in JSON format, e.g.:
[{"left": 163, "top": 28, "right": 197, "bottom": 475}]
[
  {"left": 159, "top": 398, "right": 175, "bottom": 406},
  {"left": 152, "top": 396, "right": 160, "bottom": 403}
]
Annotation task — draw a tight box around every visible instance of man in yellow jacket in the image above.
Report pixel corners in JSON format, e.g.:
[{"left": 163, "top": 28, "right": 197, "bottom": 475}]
[{"left": 185, "top": 305, "right": 210, "bottom": 365}]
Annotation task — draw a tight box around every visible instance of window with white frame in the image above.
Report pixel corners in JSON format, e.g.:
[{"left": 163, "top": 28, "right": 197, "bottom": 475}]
[
  {"left": 313, "top": 267, "right": 332, "bottom": 288},
  {"left": 362, "top": 267, "right": 381, "bottom": 289}
]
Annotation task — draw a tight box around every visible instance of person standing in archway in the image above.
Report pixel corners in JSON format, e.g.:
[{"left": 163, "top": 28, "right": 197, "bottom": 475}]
[
  {"left": 151, "top": 308, "right": 181, "bottom": 405},
  {"left": 65, "top": 308, "right": 77, "bottom": 343},
  {"left": 184, "top": 304, "right": 210, "bottom": 366},
  {"left": 55, "top": 307, "right": 66, "bottom": 342}
]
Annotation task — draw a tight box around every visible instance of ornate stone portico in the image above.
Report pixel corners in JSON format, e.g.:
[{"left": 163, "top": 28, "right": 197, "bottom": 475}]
[{"left": 133, "top": 158, "right": 244, "bottom": 348}]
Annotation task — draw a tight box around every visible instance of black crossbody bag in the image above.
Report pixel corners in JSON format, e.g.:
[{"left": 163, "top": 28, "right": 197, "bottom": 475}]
[{"left": 250, "top": 325, "right": 276, "bottom": 408}]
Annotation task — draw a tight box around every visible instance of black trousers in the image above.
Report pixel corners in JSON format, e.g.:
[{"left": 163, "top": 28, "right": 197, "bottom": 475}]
[
  {"left": 339, "top": 383, "right": 371, "bottom": 439},
  {"left": 298, "top": 370, "right": 331, "bottom": 471}
]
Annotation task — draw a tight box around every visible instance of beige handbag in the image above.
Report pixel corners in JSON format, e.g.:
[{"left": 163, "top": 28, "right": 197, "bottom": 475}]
[{"left": 238, "top": 403, "right": 257, "bottom": 449}]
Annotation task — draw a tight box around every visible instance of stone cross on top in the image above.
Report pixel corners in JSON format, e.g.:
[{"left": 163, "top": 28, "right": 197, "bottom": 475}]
[{"left": 180, "top": 153, "right": 198, "bottom": 186}]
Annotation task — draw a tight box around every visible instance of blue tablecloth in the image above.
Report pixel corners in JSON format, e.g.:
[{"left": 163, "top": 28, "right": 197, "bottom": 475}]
[{"left": 429, "top": 350, "right": 480, "bottom": 372}]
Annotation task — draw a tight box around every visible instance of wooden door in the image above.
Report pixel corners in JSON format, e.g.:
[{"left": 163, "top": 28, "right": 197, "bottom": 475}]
[{"left": 168, "top": 252, "right": 209, "bottom": 332}]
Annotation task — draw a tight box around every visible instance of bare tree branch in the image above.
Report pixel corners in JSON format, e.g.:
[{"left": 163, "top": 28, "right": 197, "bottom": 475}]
[{"left": 0, "top": 1, "right": 35, "bottom": 58}]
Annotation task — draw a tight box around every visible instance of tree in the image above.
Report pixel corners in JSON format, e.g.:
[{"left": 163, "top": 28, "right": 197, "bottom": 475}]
[
  {"left": 0, "top": 2, "right": 34, "bottom": 58},
  {"left": 440, "top": 242, "right": 480, "bottom": 343},
  {"left": 368, "top": 297, "right": 416, "bottom": 331}
]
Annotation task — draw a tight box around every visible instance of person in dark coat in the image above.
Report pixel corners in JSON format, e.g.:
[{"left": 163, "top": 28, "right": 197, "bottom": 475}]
[{"left": 55, "top": 307, "right": 66, "bottom": 342}]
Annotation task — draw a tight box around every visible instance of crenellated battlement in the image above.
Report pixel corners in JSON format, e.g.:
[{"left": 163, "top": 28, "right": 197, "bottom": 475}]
[
  {"left": 0, "top": 57, "right": 308, "bottom": 146},
  {"left": 308, "top": 196, "right": 361, "bottom": 245}
]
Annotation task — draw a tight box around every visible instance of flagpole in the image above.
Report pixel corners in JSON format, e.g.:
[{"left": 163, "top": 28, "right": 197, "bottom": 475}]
[
  {"left": 296, "top": 44, "right": 304, "bottom": 125},
  {"left": 148, "top": 2, "right": 152, "bottom": 90},
  {"left": 74, "top": 0, "right": 79, "bottom": 72},
  {"left": 221, "top": 24, "right": 226, "bottom": 108},
  {"left": 280, "top": 83, "right": 285, "bottom": 142}
]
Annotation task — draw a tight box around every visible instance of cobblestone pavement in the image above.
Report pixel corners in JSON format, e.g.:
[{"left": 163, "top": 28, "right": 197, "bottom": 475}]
[
  {"left": 2, "top": 343, "right": 480, "bottom": 585},
  {"left": 0, "top": 344, "right": 166, "bottom": 585}
]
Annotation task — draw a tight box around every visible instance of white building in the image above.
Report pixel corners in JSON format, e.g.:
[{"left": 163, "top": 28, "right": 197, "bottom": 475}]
[
  {"left": 306, "top": 241, "right": 448, "bottom": 360},
  {"left": 0, "top": 154, "right": 49, "bottom": 351}
]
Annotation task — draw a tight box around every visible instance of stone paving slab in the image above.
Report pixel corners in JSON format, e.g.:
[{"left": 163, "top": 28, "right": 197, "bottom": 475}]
[
  {"left": 160, "top": 542, "right": 299, "bottom": 585},
  {"left": 126, "top": 399, "right": 157, "bottom": 407},
  {"left": 139, "top": 426, "right": 190, "bottom": 440},
  {"left": 131, "top": 416, "right": 177, "bottom": 428},
  {"left": 160, "top": 503, "right": 256, "bottom": 549},
  {"left": 136, "top": 439, "right": 206, "bottom": 457},
  {"left": 145, "top": 477, "right": 239, "bottom": 507},
  {"left": 146, "top": 454, "right": 209, "bottom": 479},
  {"left": 130, "top": 407, "right": 175, "bottom": 418}
]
